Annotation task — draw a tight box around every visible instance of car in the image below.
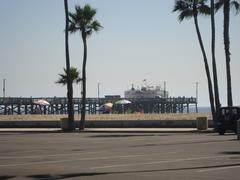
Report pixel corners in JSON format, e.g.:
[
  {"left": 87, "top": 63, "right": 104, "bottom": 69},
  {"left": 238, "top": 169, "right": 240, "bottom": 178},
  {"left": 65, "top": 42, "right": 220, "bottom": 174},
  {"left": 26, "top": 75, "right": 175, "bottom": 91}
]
[{"left": 217, "top": 106, "right": 240, "bottom": 135}]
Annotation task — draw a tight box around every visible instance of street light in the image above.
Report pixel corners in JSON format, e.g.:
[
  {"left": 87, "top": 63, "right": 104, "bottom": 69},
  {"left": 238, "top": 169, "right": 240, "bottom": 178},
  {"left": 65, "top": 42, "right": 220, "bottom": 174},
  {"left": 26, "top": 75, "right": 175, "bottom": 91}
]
[
  {"left": 164, "top": 81, "right": 167, "bottom": 98},
  {"left": 195, "top": 82, "right": 199, "bottom": 103},
  {"left": 98, "top": 82, "right": 100, "bottom": 99},
  {"left": 195, "top": 82, "right": 199, "bottom": 113},
  {"left": 3, "top": 79, "right": 6, "bottom": 98}
]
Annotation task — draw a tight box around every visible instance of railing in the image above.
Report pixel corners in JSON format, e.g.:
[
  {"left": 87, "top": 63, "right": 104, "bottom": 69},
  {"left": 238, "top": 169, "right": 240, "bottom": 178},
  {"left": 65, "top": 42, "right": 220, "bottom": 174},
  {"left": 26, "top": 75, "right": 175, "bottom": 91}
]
[
  {"left": 0, "top": 97, "right": 197, "bottom": 105},
  {"left": 0, "top": 97, "right": 197, "bottom": 115}
]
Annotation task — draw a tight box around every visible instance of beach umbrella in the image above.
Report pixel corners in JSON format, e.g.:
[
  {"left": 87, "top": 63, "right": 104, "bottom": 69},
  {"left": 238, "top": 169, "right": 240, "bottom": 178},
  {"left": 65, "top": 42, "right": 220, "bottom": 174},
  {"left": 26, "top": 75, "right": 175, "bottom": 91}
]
[
  {"left": 99, "top": 102, "right": 113, "bottom": 109},
  {"left": 115, "top": 99, "right": 132, "bottom": 105},
  {"left": 34, "top": 99, "right": 50, "bottom": 106},
  {"left": 99, "top": 102, "right": 113, "bottom": 113},
  {"left": 104, "top": 102, "right": 113, "bottom": 108},
  {"left": 114, "top": 99, "right": 132, "bottom": 113},
  {"left": 99, "top": 102, "right": 113, "bottom": 110}
]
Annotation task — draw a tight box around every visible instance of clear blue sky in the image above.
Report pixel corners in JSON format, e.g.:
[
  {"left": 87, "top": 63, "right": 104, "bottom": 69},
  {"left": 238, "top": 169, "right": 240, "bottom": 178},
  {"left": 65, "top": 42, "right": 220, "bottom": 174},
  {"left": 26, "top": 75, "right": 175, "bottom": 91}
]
[{"left": 0, "top": 0, "right": 239, "bottom": 106}]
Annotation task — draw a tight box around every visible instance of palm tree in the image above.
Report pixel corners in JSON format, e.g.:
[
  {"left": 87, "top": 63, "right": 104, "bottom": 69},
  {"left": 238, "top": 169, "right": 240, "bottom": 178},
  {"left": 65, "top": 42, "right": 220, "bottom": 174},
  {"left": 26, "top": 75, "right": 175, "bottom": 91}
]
[
  {"left": 173, "top": 0, "right": 216, "bottom": 123},
  {"left": 210, "top": 0, "right": 221, "bottom": 121},
  {"left": 63, "top": 0, "right": 74, "bottom": 131},
  {"left": 215, "top": 0, "right": 240, "bottom": 106},
  {"left": 56, "top": 67, "right": 81, "bottom": 131},
  {"left": 68, "top": 4, "right": 102, "bottom": 130},
  {"left": 56, "top": 67, "right": 82, "bottom": 86}
]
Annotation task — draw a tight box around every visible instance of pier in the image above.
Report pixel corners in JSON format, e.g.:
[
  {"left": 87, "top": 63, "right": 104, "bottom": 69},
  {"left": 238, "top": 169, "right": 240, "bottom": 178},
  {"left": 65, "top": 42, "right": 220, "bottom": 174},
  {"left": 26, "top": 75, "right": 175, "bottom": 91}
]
[{"left": 0, "top": 97, "right": 197, "bottom": 115}]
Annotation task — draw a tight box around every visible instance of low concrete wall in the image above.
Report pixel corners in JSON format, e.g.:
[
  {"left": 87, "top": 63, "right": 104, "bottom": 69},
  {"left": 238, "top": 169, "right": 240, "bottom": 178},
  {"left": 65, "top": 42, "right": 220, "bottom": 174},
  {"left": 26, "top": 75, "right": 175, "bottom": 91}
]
[
  {"left": 0, "top": 121, "right": 60, "bottom": 128},
  {"left": 0, "top": 120, "right": 213, "bottom": 128}
]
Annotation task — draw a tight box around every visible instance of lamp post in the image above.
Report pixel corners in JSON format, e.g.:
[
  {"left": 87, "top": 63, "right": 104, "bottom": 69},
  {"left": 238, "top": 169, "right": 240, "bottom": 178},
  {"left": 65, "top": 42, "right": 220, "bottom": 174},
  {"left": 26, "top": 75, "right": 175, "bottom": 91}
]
[
  {"left": 97, "top": 83, "right": 101, "bottom": 114},
  {"left": 195, "top": 82, "right": 199, "bottom": 113},
  {"left": 3, "top": 79, "right": 6, "bottom": 98},
  {"left": 97, "top": 82, "right": 100, "bottom": 99},
  {"left": 164, "top": 81, "right": 167, "bottom": 98}
]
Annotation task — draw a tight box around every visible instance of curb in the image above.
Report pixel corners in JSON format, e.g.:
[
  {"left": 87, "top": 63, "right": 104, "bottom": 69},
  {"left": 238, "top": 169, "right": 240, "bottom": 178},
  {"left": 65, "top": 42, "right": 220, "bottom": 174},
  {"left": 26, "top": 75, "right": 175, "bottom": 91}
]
[
  {"left": 0, "top": 120, "right": 214, "bottom": 128},
  {"left": 0, "top": 128, "right": 214, "bottom": 133}
]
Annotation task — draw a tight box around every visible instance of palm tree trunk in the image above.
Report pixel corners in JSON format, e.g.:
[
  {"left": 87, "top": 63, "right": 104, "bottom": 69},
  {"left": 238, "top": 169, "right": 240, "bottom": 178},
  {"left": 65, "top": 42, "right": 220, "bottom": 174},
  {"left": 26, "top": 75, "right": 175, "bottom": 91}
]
[
  {"left": 80, "top": 34, "right": 87, "bottom": 131},
  {"left": 193, "top": 1, "right": 216, "bottom": 123},
  {"left": 211, "top": 0, "right": 221, "bottom": 124},
  {"left": 64, "top": 0, "right": 74, "bottom": 131},
  {"left": 223, "top": 0, "right": 233, "bottom": 106}
]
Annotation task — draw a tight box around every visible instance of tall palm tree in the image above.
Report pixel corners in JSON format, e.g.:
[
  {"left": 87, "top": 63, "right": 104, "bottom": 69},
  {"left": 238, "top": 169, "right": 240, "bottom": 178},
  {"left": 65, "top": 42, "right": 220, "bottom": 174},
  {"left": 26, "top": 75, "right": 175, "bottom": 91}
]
[
  {"left": 215, "top": 0, "right": 240, "bottom": 106},
  {"left": 210, "top": 0, "right": 221, "bottom": 121},
  {"left": 173, "top": 0, "right": 216, "bottom": 122},
  {"left": 68, "top": 4, "right": 102, "bottom": 130},
  {"left": 63, "top": 0, "right": 75, "bottom": 131},
  {"left": 56, "top": 67, "right": 82, "bottom": 86}
]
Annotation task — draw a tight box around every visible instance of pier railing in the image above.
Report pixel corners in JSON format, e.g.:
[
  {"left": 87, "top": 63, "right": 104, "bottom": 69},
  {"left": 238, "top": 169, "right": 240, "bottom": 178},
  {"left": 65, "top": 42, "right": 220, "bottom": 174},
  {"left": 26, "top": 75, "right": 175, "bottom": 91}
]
[{"left": 0, "top": 97, "right": 197, "bottom": 115}]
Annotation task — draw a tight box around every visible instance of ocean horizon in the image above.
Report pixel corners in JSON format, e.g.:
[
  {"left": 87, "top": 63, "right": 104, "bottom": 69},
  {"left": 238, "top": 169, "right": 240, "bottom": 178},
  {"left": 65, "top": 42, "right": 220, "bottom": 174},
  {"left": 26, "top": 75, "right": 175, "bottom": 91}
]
[{"left": 188, "top": 106, "right": 211, "bottom": 113}]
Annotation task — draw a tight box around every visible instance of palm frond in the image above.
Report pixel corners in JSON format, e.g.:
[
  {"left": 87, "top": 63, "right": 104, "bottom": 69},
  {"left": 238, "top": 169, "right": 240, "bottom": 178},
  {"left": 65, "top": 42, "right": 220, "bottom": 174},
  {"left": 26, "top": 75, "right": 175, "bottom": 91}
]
[
  {"left": 56, "top": 79, "right": 67, "bottom": 85},
  {"left": 56, "top": 67, "right": 81, "bottom": 85},
  {"left": 173, "top": 0, "right": 192, "bottom": 13},
  {"left": 91, "top": 20, "right": 103, "bottom": 32},
  {"left": 56, "top": 74, "right": 67, "bottom": 85},
  {"left": 68, "top": 23, "right": 78, "bottom": 33},
  {"left": 215, "top": 0, "right": 225, "bottom": 12},
  {"left": 173, "top": 0, "right": 195, "bottom": 22},
  {"left": 68, "top": 3, "right": 102, "bottom": 38},
  {"left": 231, "top": 0, "right": 240, "bottom": 14},
  {"left": 198, "top": 4, "right": 211, "bottom": 15},
  {"left": 69, "top": 12, "right": 79, "bottom": 25},
  {"left": 86, "top": 29, "right": 93, "bottom": 37},
  {"left": 179, "top": 9, "right": 194, "bottom": 21},
  {"left": 75, "top": 77, "right": 82, "bottom": 84},
  {"left": 75, "top": 5, "right": 84, "bottom": 19},
  {"left": 83, "top": 4, "right": 97, "bottom": 22}
]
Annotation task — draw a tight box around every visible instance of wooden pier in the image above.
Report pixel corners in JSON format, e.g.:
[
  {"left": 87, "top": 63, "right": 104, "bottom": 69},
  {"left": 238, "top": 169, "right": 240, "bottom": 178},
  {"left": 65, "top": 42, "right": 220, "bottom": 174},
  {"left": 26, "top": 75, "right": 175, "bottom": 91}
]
[{"left": 0, "top": 97, "right": 197, "bottom": 115}]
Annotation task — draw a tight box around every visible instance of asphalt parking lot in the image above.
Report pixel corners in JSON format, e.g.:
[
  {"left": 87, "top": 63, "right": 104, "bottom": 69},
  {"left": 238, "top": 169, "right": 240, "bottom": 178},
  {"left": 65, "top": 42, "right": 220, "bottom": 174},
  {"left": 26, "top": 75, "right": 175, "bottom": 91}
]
[{"left": 0, "top": 132, "right": 239, "bottom": 180}]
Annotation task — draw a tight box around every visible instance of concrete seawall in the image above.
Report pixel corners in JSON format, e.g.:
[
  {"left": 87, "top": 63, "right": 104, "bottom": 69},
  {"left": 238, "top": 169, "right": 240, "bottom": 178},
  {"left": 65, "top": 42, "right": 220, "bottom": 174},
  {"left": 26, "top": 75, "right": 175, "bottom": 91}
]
[{"left": 0, "top": 119, "right": 213, "bottom": 128}]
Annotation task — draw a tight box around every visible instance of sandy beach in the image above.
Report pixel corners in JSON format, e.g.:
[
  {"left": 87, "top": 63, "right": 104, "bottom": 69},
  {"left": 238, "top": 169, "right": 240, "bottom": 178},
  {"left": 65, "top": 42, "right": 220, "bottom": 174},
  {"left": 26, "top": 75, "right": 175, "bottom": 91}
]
[{"left": 0, "top": 113, "right": 212, "bottom": 121}]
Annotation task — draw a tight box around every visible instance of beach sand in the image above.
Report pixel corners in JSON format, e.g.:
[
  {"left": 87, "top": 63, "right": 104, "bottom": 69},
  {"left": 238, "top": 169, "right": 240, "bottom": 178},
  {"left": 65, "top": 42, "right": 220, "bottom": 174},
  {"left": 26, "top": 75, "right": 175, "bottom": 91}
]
[{"left": 0, "top": 113, "right": 212, "bottom": 121}]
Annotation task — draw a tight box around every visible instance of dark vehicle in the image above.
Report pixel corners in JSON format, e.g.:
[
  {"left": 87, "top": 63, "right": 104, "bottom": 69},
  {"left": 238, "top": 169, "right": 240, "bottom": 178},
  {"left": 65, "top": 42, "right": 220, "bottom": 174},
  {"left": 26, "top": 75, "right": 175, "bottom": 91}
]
[{"left": 218, "top": 106, "right": 240, "bottom": 135}]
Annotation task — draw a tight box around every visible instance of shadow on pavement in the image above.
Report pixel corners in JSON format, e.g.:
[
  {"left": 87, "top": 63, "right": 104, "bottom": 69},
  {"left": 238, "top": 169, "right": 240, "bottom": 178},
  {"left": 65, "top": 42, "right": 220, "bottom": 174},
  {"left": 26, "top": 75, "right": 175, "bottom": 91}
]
[
  {"left": 0, "top": 176, "right": 15, "bottom": 180},
  {"left": 210, "top": 133, "right": 236, "bottom": 136},
  {"left": 221, "top": 151, "right": 240, "bottom": 155},
  {"left": 130, "top": 139, "right": 231, "bottom": 148},
  {"left": 27, "top": 172, "right": 108, "bottom": 180},
  {"left": 26, "top": 163, "right": 240, "bottom": 179}
]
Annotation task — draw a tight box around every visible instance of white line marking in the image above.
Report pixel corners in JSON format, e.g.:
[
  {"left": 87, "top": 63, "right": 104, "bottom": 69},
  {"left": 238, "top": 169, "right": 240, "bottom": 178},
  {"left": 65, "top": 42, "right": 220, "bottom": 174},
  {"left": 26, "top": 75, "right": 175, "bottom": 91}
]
[
  {"left": 0, "top": 156, "right": 109, "bottom": 167},
  {"left": 115, "top": 154, "right": 146, "bottom": 158},
  {"left": 92, "top": 138, "right": 147, "bottom": 144},
  {"left": 91, "top": 155, "right": 239, "bottom": 170},
  {"left": 0, "top": 154, "right": 146, "bottom": 167},
  {"left": 198, "top": 165, "right": 240, "bottom": 172},
  {"left": 0, "top": 151, "right": 107, "bottom": 160}
]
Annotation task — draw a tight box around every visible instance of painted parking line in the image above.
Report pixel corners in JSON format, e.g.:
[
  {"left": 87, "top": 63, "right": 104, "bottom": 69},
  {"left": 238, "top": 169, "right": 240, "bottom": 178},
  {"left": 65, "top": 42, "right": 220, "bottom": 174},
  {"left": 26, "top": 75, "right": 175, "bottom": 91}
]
[
  {"left": 198, "top": 165, "right": 240, "bottom": 173},
  {"left": 0, "top": 154, "right": 146, "bottom": 167},
  {"left": 0, "top": 151, "right": 108, "bottom": 160},
  {"left": 91, "top": 155, "right": 239, "bottom": 170},
  {"left": 0, "top": 156, "right": 110, "bottom": 167},
  {"left": 92, "top": 137, "right": 151, "bottom": 144}
]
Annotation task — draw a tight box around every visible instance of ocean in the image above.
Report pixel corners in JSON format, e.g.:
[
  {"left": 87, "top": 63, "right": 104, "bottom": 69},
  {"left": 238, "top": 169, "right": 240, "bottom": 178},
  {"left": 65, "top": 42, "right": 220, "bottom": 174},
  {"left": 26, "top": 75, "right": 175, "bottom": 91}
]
[{"left": 188, "top": 106, "right": 211, "bottom": 113}]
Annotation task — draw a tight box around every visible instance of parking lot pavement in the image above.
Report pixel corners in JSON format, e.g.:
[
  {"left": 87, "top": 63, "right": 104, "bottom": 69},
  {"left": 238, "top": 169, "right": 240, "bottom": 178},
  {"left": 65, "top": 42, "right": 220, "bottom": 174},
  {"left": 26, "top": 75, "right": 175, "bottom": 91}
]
[
  {"left": 0, "top": 128, "right": 199, "bottom": 133},
  {"left": 0, "top": 132, "right": 239, "bottom": 180}
]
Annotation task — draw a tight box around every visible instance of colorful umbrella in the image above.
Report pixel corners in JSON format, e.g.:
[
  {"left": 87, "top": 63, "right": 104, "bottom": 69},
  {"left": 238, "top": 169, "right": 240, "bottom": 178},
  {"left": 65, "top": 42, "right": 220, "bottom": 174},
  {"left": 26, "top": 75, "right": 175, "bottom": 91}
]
[
  {"left": 34, "top": 99, "right": 50, "bottom": 106},
  {"left": 115, "top": 99, "right": 132, "bottom": 105}
]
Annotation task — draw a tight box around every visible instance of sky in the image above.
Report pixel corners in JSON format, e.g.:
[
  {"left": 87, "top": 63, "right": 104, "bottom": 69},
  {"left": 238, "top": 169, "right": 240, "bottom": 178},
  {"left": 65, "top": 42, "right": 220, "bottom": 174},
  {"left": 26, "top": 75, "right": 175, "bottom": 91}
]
[{"left": 0, "top": 0, "right": 239, "bottom": 106}]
